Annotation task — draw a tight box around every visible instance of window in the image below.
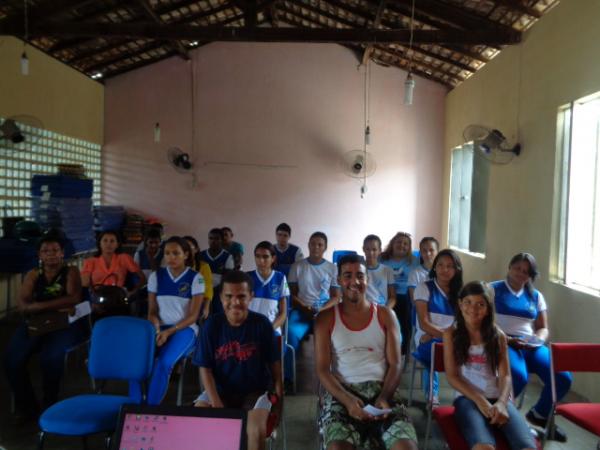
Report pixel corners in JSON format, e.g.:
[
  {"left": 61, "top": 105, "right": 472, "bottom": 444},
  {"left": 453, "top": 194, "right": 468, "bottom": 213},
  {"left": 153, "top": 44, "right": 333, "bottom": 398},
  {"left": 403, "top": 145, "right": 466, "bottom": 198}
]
[
  {"left": 0, "top": 118, "right": 101, "bottom": 237},
  {"left": 448, "top": 143, "right": 489, "bottom": 255},
  {"left": 555, "top": 93, "right": 600, "bottom": 292}
]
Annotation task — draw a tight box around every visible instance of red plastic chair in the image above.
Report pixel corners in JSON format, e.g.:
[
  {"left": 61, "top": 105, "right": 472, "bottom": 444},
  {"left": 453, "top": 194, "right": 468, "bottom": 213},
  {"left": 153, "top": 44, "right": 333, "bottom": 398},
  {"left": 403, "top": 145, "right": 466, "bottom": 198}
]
[
  {"left": 548, "top": 343, "right": 600, "bottom": 447},
  {"left": 425, "top": 343, "right": 541, "bottom": 450}
]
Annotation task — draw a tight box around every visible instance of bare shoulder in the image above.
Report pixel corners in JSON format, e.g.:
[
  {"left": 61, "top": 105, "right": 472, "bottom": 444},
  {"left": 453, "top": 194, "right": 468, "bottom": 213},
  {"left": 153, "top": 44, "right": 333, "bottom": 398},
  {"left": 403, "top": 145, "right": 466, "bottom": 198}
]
[{"left": 315, "top": 307, "right": 334, "bottom": 329}]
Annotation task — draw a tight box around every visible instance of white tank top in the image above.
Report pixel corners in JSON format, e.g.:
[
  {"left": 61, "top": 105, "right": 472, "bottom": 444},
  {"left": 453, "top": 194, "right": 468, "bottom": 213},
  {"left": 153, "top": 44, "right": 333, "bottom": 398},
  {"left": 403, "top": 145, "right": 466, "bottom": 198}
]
[
  {"left": 458, "top": 344, "right": 500, "bottom": 399},
  {"left": 331, "top": 303, "right": 387, "bottom": 384}
]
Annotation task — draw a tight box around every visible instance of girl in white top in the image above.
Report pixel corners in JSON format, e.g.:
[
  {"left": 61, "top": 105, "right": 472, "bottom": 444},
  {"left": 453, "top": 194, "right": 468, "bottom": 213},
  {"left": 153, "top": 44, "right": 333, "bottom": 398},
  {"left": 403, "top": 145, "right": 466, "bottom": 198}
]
[
  {"left": 443, "top": 281, "right": 535, "bottom": 450},
  {"left": 407, "top": 236, "right": 439, "bottom": 304}
]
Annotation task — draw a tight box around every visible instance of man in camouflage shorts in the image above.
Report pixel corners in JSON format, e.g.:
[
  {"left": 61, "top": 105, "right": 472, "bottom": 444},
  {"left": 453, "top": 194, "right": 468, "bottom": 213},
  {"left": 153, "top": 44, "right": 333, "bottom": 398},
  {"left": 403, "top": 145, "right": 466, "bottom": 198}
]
[{"left": 315, "top": 254, "right": 418, "bottom": 450}]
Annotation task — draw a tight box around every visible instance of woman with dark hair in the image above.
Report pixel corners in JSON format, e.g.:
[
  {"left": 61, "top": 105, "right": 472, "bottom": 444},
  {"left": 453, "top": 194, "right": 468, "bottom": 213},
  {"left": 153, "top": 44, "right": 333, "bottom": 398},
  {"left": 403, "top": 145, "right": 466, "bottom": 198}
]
[
  {"left": 183, "top": 235, "right": 213, "bottom": 319},
  {"left": 130, "top": 236, "right": 205, "bottom": 405},
  {"left": 381, "top": 232, "right": 419, "bottom": 356},
  {"left": 4, "top": 235, "right": 88, "bottom": 423},
  {"left": 413, "top": 249, "right": 463, "bottom": 402},
  {"left": 491, "top": 253, "right": 572, "bottom": 442},
  {"left": 81, "top": 230, "right": 145, "bottom": 293},
  {"left": 444, "top": 281, "right": 536, "bottom": 450},
  {"left": 407, "top": 237, "right": 439, "bottom": 303}
]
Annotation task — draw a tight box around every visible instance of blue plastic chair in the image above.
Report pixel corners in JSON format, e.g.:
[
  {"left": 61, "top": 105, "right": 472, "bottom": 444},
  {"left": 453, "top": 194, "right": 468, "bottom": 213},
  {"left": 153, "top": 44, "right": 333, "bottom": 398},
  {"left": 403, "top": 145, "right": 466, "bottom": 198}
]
[
  {"left": 332, "top": 250, "right": 357, "bottom": 265},
  {"left": 37, "top": 316, "right": 156, "bottom": 449}
]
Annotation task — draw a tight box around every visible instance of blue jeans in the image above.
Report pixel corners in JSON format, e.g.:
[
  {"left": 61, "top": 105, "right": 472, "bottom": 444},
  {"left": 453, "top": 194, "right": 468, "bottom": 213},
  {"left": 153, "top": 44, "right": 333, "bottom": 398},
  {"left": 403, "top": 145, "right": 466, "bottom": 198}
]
[
  {"left": 3, "top": 319, "right": 88, "bottom": 413},
  {"left": 287, "top": 308, "right": 313, "bottom": 353},
  {"left": 129, "top": 326, "right": 196, "bottom": 405},
  {"left": 414, "top": 338, "right": 441, "bottom": 399},
  {"left": 454, "top": 396, "right": 536, "bottom": 450},
  {"left": 509, "top": 345, "right": 572, "bottom": 418}
]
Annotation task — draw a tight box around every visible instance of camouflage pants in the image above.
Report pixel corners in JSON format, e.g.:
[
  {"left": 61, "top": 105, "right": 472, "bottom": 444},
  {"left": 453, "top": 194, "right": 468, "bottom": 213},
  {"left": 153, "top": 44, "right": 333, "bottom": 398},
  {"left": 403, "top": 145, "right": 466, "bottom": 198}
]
[{"left": 321, "top": 380, "right": 418, "bottom": 450}]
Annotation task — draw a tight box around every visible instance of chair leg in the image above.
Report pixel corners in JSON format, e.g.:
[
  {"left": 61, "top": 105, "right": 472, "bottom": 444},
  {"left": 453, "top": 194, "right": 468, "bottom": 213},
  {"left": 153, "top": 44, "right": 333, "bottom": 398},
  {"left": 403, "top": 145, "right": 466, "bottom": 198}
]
[
  {"left": 177, "top": 357, "right": 189, "bottom": 406},
  {"left": 408, "top": 357, "right": 417, "bottom": 406},
  {"left": 424, "top": 409, "right": 432, "bottom": 450},
  {"left": 37, "top": 431, "right": 45, "bottom": 450},
  {"left": 105, "top": 433, "right": 112, "bottom": 450},
  {"left": 81, "top": 435, "right": 89, "bottom": 450},
  {"left": 290, "top": 346, "right": 296, "bottom": 394}
]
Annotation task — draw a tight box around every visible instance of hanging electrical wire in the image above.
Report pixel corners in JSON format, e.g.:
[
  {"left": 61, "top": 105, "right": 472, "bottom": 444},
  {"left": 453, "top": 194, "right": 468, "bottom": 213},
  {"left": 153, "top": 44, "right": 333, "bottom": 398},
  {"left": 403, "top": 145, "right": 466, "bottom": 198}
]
[
  {"left": 21, "top": 0, "right": 29, "bottom": 75},
  {"left": 404, "top": 0, "right": 416, "bottom": 105},
  {"left": 362, "top": 61, "right": 371, "bottom": 198}
]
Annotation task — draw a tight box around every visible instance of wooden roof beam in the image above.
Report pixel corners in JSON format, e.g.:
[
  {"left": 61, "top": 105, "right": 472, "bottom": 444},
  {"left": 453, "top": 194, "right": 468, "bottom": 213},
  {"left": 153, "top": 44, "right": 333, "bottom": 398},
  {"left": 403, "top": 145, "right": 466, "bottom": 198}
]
[
  {"left": 2, "top": 21, "right": 521, "bottom": 44},
  {"left": 494, "top": 0, "right": 542, "bottom": 18},
  {"left": 133, "top": 0, "right": 189, "bottom": 60},
  {"left": 362, "top": 0, "right": 388, "bottom": 64}
]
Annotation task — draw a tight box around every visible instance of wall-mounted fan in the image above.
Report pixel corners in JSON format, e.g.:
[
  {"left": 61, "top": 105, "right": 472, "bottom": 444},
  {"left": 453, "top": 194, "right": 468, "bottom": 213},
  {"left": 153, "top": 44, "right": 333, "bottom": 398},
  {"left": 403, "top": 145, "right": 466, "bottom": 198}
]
[
  {"left": 340, "top": 150, "right": 377, "bottom": 179},
  {"left": 167, "top": 147, "right": 193, "bottom": 173},
  {"left": 0, "top": 115, "right": 44, "bottom": 151},
  {"left": 463, "top": 125, "right": 521, "bottom": 165}
]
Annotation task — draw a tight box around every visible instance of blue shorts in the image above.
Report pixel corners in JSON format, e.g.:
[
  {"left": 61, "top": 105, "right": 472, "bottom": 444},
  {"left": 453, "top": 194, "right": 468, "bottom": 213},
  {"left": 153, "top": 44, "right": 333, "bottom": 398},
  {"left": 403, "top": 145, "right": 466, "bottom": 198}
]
[{"left": 453, "top": 396, "right": 536, "bottom": 450}]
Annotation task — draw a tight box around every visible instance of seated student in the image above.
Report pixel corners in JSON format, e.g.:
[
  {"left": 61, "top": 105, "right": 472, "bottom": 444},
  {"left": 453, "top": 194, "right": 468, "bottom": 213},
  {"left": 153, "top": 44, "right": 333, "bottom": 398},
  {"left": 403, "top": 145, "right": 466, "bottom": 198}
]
[
  {"left": 273, "top": 223, "right": 304, "bottom": 278},
  {"left": 4, "top": 235, "right": 88, "bottom": 423},
  {"left": 200, "top": 228, "right": 235, "bottom": 314},
  {"left": 222, "top": 226, "right": 244, "bottom": 270},
  {"left": 193, "top": 270, "right": 283, "bottom": 450},
  {"left": 134, "top": 228, "right": 163, "bottom": 279},
  {"left": 363, "top": 234, "right": 396, "bottom": 309},
  {"left": 248, "top": 241, "right": 289, "bottom": 334},
  {"left": 443, "top": 281, "right": 536, "bottom": 450},
  {"left": 491, "top": 253, "right": 572, "bottom": 442},
  {"left": 287, "top": 231, "right": 340, "bottom": 352},
  {"left": 414, "top": 249, "right": 463, "bottom": 403},
  {"left": 130, "top": 237, "right": 204, "bottom": 405},
  {"left": 380, "top": 232, "right": 420, "bottom": 357},
  {"left": 315, "top": 254, "right": 418, "bottom": 450},
  {"left": 183, "top": 235, "right": 213, "bottom": 320},
  {"left": 81, "top": 230, "right": 146, "bottom": 294},
  {"left": 407, "top": 237, "right": 439, "bottom": 304}
]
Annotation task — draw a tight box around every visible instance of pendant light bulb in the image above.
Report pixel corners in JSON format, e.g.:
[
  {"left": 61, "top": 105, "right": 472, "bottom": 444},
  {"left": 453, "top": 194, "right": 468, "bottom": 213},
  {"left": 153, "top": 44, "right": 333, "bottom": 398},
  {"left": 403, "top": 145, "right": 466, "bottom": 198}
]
[
  {"left": 404, "top": 73, "right": 415, "bottom": 106},
  {"left": 154, "top": 122, "right": 161, "bottom": 143},
  {"left": 21, "top": 51, "right": 29, "bottom": 76},
  {"left": 365, "top": 126, "right": 371, "bottom": 145}
]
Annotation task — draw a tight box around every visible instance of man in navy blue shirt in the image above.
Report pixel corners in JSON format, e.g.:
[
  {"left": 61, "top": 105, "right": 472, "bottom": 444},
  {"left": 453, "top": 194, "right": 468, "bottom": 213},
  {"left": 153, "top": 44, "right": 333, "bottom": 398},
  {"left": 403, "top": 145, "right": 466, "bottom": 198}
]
[{"left": 193, "top": 270, "right": 283, "bottom": 450}]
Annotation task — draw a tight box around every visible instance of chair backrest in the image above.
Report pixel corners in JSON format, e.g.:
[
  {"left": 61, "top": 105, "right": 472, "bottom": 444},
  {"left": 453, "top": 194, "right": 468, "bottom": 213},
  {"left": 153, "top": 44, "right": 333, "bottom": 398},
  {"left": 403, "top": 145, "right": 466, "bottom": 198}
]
[
  {"left": 88, "top": 316, "right": 156, "bottom": 381},
  {"left": 432, "top": 342, "right": 446, "bottom": 372},
  {"left": 551, "top": 343, "right": 600, "bottom": 372},
  {"left": 332, "top": 250, "right": 358, "bottom": 265}
]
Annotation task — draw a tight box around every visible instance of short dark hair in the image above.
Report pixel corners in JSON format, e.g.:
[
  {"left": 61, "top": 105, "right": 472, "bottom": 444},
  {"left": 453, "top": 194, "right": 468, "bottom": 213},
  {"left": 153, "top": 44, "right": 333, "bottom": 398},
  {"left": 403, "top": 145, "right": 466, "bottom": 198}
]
[
  {"left": 254, "top": 240, "right": 276, "bottom": 256},
  {"left": 222, "top": 226, "right": 233, "bottom": 234},
  {"left": 276, "top": 223, "right": 291, "bottom": 235},
  {"left": 310, "top": 231, "right": 328, "bottom": 246},
  {"left": 337, "top": 254, "right": 363, "bottom": 276},
  {"left": 363, "top": 234, "right": 382, "bottom": 248},
  {"left": 145, "top": 228, "right": 162, "bottom": 242},
  {"left": 37, "top": 233, "right": 65, "bottom": 251},
  {"left": 183, "top": 235, "right": 199, "bottom": 250},
  {"left": 508, "top": 252, "right": 539, "bottom": 296},
  {"left": 209, "top": 228, "right": 225, "bottom": 239},
  {"left": 222, "top": 270, "right": 254, "bottom": 291}
]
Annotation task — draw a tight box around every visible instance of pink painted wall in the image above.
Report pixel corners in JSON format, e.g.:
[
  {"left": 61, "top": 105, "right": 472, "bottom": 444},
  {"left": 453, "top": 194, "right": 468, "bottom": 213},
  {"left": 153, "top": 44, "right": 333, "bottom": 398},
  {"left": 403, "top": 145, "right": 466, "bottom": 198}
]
[{"left": 104, "top": 43, "right": 446, "bottom": 267}]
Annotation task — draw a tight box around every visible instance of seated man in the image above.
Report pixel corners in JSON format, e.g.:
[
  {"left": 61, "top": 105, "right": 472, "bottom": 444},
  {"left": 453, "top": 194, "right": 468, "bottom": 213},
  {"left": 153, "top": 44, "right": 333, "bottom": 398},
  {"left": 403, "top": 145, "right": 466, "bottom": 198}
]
[
  {"left": 193, "top": 270, "right": 283, "bottom": 450},
  {"left": 315, "top": 254, "right": 418, "bottom": 450}
]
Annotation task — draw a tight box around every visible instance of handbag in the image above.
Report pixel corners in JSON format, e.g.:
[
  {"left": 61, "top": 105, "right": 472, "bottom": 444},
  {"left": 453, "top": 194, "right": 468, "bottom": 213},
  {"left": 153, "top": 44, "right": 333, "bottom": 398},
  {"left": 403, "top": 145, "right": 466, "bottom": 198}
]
[
  {"left": 90, "top": 273, "right": 129, "bottom": 317},
  {"left": 26, "top": 310, "right": 70, "bottom": 337}
]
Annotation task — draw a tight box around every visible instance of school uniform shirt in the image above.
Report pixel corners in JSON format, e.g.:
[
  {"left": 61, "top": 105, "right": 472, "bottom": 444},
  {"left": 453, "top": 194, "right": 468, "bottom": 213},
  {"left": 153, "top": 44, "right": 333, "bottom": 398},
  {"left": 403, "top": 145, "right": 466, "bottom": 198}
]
[
  {"left": 288, "top": 258, "right": 338, "bottom": 310},
  {"left": 381, "top": 257, "right": 419, "bottom": 295},
  {"left": 225, "top": 241, "right": 244, "bottom": 259},
  {"left": 199, "top": 249, "right": 235, "bottom": 287},
  {"left": 81, "top": 253, "right": 141, "bottom": 287},
  {"left": 413, "top": 279, "right": 455, "bottom": 347},
  {"left": 134, "top": 248, "right": 163, "bottom": 279},
  {"left": 491, "top": 280, "right": 547, "bottom": 337},
  {"left": 366, "top": 264, "right": 395, "bottom": 305},
  {"left": 408, "top": 264, "right": 430, "bottom": 289},
  {"left": 148, "top": 267, "right": 205, "bottom": 335},
  {"left": 248, "top": 270, "right": 290, "bottom": 332},
  {"left": 193, "top": 311, "right": 280, "bottom": 397},
  {"left": 274, "top": 244, "right": 304, "bottom": 277}
]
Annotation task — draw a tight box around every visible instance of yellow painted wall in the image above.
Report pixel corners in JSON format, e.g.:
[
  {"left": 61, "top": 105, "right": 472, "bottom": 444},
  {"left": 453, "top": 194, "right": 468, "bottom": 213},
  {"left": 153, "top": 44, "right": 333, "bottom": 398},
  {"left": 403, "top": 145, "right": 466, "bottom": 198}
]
[
  {"left": 0, "top": 36, "right": 104, "bottom": 143},
  {"left": 444, "top": 0, "right": 600, "bottom": 399}
]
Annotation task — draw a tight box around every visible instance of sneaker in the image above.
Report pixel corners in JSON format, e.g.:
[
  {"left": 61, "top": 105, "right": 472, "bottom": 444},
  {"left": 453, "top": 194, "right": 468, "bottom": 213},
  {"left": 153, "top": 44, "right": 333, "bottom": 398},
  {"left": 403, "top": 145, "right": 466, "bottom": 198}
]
[{"left": 525, "top": 410, "right": 567, "bottom": 443}]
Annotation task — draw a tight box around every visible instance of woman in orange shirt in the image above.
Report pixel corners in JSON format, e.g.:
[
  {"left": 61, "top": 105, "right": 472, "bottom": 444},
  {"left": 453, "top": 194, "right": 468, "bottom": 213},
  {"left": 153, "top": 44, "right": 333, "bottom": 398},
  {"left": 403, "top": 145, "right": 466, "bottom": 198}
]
[{"left": 81, "top": 231, "right": 146, "bottom": 295}]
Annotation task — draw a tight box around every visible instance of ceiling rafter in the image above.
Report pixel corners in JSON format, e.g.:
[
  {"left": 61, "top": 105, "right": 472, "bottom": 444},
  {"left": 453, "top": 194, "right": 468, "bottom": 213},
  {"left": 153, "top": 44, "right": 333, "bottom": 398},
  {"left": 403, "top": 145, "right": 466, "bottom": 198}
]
[
  {"left": 133, "top": 0, "right": 189, "bottom": 59},
  {"left": 361, "top": 0, "right": 387, "bottom": 64}
]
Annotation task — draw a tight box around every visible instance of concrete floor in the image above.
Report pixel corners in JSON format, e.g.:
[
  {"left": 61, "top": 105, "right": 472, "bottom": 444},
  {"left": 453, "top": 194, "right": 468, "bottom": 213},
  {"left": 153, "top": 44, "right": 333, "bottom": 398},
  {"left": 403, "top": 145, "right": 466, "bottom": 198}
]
[{"left": 0, "top": 316, "right": 598, "bottom": 450}]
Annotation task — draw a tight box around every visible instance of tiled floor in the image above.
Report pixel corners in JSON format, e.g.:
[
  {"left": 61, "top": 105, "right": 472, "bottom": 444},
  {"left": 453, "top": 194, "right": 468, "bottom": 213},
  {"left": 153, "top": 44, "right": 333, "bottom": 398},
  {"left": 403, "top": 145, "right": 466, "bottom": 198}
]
[{"left": 0, "top": 317, "right": 598, "bottom": 450}]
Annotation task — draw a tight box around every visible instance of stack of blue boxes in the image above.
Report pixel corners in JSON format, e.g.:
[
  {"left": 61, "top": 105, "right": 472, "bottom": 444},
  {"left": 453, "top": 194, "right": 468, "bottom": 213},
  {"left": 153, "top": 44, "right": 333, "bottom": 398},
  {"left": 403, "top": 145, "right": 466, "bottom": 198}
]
[
  {"left": 31, "top": 175, "right": 96, "bottom": 254},
  {"left": 94, "top": 205, "right": 125, "bottom": 232}
]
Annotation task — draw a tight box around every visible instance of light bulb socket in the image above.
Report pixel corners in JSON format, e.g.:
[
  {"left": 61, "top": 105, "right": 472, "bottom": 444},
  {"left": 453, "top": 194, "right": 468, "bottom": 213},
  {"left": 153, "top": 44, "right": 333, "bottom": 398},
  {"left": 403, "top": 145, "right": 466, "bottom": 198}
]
[
  {"left": 20, "top": 51, "right": 29, "bottom": 76},
  {"left": 404, "top": 73, "right": 415, "bottom": 106},
  {"left": 365, "top": 126, "right": 371, "bottom": 145},
  {"left": 154, "top": 122, "right": 161, "bottom": 143}
]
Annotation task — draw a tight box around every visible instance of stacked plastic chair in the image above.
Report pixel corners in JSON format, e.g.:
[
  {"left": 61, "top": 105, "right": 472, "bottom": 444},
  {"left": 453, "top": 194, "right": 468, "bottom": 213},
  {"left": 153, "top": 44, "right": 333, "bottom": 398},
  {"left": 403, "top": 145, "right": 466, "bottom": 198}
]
[
  {"left": 31, "top": 175, "right": 96, "bottom": 253},
  {"left": 93, "top": 206, "right": 125, "bottom": 232}
]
